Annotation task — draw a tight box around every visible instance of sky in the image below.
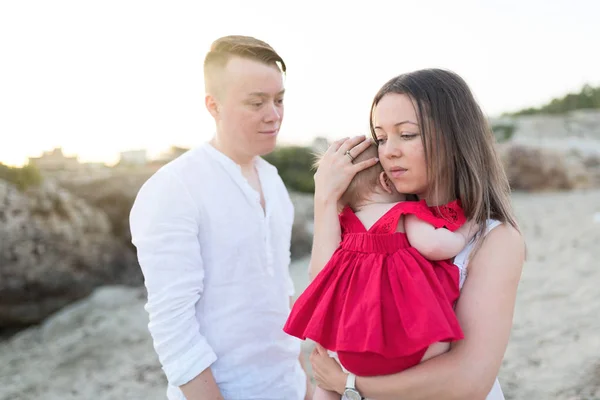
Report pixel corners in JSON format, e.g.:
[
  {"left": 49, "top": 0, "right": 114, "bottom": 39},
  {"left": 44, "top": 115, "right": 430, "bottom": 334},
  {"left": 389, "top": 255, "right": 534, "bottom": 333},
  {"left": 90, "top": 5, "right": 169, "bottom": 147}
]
[{"left": 1, "top": 0, "right": 599, "bottom": 166}]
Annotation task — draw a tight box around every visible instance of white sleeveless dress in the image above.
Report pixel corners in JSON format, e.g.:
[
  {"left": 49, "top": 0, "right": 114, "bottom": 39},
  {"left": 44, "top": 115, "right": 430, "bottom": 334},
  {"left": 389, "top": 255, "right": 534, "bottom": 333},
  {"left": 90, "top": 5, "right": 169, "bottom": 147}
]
[{"left": 454, "top": 219, "right": 505, "bottom": 400}]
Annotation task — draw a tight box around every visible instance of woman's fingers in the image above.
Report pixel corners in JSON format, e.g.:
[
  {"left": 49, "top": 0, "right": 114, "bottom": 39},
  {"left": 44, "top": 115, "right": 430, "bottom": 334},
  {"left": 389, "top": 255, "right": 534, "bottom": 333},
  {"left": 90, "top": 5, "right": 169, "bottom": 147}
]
[
  {"left": 352, "top": 156, "right": 379, "bottom": 173},
  {"left": 337, "top": 135, "right": 368, "bottom": 155},
  {"left": 351, "top": 136, "right": 375, "bottom": 155},
  {"left": 314, "top": 342, "right": 327, "bottom": 353},
  {"left": 327, "top": 137, "right": 349, "bottom": 154}
]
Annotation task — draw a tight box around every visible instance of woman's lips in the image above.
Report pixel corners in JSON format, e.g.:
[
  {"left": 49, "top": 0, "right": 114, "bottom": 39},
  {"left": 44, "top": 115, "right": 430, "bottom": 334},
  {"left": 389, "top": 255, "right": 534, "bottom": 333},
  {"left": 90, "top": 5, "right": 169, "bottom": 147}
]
[{"left": 389, "top": 167, "right": 407, "bottom": 178}]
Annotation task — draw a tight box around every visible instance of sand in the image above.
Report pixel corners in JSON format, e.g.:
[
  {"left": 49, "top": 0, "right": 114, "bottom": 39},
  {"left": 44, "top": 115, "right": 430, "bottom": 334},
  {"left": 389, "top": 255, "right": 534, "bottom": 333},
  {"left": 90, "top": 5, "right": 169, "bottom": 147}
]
[{"left": 1, "top": 189, "right": 599, "bottom": 399}]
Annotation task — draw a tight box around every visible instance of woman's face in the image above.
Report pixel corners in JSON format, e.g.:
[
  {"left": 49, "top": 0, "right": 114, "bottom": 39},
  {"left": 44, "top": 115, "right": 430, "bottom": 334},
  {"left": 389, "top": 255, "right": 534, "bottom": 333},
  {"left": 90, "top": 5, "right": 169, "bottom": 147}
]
[{"left": 372, "top": 93, "right": 429, "bottom": 198}]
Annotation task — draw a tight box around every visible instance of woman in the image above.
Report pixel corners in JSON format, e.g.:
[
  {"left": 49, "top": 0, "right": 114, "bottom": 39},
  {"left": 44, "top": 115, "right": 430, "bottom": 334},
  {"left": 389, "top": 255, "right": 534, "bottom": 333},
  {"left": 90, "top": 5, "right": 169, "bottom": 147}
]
[{"left": 307, "top": 69, "right": 525, "bottom": 400}]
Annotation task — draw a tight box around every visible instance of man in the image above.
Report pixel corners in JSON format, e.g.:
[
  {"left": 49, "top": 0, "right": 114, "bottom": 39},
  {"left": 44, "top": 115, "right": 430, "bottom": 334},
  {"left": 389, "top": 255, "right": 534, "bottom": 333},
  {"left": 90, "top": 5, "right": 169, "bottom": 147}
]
[{"left": 130, "top": 35, "right": 312, "bottom": 400}]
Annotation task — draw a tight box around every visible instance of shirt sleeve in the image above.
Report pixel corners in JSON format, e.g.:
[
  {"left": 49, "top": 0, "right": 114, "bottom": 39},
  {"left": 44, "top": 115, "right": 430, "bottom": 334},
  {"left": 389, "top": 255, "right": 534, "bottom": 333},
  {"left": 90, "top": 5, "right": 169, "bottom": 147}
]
[{"left": 129, "top": 169, "right": 217, "bottom": 387}]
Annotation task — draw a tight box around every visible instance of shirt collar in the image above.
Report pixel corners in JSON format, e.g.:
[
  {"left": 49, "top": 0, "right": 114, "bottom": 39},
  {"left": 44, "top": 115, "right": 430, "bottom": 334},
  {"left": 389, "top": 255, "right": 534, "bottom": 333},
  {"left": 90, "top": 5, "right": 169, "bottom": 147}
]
[
  {"left": 202, "top": 141, "right": 276, "bottom": 175},
  {"left": 201, "top": 142, "right": 277, "bottom": 213}
]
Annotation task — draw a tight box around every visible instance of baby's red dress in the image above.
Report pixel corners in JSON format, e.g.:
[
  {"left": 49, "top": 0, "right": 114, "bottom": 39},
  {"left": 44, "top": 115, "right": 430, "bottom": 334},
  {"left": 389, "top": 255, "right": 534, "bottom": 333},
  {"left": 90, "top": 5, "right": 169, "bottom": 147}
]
[{"left": 283, "top": 200, "right": 466, "bottom": 376}]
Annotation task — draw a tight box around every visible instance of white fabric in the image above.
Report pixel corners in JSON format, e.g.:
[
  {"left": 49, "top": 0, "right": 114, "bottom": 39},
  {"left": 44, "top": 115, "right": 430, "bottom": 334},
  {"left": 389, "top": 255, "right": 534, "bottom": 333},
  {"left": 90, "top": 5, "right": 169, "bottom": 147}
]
[
  {"left": 454, "top": 219, "right": 505, "bottom": 400},
  {"left": 129, "top": 142, "right": 305, "bottom": 400},
  {"left": 454, "top": 219, "right": 502, "bottom": 289}
]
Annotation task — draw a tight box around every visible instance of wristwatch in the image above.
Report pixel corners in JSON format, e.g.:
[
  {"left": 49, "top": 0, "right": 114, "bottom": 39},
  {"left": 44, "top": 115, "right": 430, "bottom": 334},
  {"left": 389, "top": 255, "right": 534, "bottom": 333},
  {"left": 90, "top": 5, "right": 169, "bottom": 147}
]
[{"left": 342, "top": 372, "right": 363, "bottom": 400}]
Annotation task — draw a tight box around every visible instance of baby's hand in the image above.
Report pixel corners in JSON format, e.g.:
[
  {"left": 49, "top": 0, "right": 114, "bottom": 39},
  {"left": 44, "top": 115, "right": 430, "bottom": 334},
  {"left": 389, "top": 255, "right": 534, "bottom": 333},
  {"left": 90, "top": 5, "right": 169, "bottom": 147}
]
[{"left": 456, "top": 219, "right": 480, "bottom": 244}]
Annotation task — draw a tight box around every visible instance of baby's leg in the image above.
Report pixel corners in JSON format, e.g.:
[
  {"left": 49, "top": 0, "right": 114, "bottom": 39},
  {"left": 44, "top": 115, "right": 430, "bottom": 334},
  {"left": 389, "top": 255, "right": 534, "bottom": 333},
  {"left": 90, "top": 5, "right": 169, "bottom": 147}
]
[
  {"left": 421, "top": 341, "right": 451, "bottom": 362},
  {"left": 313, "top": 386, "right": 341, "bottom": 400}
]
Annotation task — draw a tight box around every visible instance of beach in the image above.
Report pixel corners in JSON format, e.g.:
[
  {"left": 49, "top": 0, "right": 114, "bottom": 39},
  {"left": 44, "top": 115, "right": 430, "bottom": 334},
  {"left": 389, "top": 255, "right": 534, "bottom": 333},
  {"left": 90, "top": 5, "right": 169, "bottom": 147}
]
[{"left": 1, "top": 189, "right": 599, "bottom": 399}]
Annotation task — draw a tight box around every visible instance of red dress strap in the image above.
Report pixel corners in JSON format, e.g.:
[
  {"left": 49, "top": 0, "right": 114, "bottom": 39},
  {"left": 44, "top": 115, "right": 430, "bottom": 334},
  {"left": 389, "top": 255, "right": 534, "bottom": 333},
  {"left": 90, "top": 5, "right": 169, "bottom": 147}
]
[
  {"left": 426, "top": 199, "right": 466, "bottom": 232},
  {"left": 370, "top": 200, "right": 466, "bottom": 234},
  {"left": 368, "top": 202, "right": 409, "bottom": 234},
  {"left": 339, "top": 206, "right": 367, "bottom": 234},
  {"left": 341, "top": 200, "right": 466, "bottom": 235}
]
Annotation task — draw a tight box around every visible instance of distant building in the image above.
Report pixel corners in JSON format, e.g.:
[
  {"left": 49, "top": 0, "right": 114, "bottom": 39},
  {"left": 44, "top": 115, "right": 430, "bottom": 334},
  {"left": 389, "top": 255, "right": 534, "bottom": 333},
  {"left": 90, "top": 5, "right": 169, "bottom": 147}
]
[
  {"left": 28, "top": 147, "right": 80, "bottom": 171},
  {"left": 153, "top": 146, "right": 190, "bottom": 164},
  {"left": 118, "top": 149, "right": 147, "bottom": 166},
  {"left": 83, "top": 162, "right": 109, "bottom": 170}
]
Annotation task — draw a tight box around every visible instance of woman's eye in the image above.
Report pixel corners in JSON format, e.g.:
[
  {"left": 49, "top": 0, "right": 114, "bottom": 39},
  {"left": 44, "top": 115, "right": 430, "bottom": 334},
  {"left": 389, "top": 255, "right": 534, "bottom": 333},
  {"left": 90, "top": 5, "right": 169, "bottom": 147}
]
[
  {"left": 401, "top": 134, "right": 418, "bottom": 140},
  {"left": 376, "top": 138, "right": 387, "bottom": 144}
]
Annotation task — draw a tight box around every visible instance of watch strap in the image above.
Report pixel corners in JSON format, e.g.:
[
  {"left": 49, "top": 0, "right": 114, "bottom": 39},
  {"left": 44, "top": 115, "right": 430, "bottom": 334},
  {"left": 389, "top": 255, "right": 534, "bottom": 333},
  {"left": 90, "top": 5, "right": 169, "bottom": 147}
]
[{"left": 346, "top": 372, "right": 356, "bottom": 390}]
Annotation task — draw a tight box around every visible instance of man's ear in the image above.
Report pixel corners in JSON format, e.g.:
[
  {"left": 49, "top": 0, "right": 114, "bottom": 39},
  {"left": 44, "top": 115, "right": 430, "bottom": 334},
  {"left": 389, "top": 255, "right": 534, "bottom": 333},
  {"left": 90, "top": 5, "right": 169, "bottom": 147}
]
[
  {"left": 205, "top": 93, "right": 220, "bottom": 119},
  {"left": 379, "top": 171, "right": 393, "bottom": 194}
]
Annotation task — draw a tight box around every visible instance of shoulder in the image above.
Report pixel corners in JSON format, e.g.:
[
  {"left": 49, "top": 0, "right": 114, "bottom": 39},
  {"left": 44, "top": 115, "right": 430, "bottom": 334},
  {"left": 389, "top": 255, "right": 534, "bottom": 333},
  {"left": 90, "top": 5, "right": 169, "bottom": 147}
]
[
  {"left": 484, "top": 223, "right": 524, "bottom": 248},
  {"left": 159, "top": 145, "right": 210, "bottom": 179},
  {"left": 479, "top": 223, "right": 525, "bottom": 259},
  {"left": 470, "top": 223, "right": 525, "bottom": 278},
  {"left": 454, "top": 220, "right": 524, "bottom": 274},
  {"left": 141, "top": 145, "right": 219, "bottom": 194},
  {"left": 132, "top": 147, "right": 209, "bottom": 213}
]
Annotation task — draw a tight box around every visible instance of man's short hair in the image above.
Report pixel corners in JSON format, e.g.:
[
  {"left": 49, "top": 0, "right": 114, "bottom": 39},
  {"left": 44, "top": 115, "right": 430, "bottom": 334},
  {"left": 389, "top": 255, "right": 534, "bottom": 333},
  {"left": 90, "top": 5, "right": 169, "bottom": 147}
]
[{"left": 203, "top": 35, "right": 286, "bottom": 95}]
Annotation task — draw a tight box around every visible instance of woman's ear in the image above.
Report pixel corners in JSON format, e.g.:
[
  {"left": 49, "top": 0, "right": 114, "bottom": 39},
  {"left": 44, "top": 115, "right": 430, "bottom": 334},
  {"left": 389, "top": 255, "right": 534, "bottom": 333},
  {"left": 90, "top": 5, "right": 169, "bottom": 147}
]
[{"left": 379, "top": 171, "right": 393, "bottom": 194}]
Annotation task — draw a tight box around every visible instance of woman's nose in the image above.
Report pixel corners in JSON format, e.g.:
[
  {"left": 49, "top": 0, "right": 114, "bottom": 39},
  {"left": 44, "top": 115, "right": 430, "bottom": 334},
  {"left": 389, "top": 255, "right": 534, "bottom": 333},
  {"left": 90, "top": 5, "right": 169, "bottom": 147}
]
[{"left": 382, "top": 139, "right": 402, "bottom": 158}]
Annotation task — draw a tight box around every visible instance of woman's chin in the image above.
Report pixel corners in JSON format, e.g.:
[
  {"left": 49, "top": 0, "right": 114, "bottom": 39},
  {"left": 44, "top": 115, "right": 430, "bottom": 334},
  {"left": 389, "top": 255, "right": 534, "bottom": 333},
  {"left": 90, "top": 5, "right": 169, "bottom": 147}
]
[{"left": 393, "top": 184, "right": 425, "bottom": 198}]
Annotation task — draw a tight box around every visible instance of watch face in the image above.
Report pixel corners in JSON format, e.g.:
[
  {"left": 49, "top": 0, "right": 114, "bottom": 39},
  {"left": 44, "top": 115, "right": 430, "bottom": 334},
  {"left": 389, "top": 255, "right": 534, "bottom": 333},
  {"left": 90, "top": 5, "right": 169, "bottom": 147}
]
[{"left": 342, "top": 390, "right": 362, "bottom": 400}]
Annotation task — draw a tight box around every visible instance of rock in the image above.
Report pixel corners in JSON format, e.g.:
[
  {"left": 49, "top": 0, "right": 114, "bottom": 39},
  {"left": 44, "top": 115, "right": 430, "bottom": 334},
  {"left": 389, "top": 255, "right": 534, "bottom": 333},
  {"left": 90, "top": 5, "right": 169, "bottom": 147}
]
[
  {"left": 60, "top": 172, "right": 316, "bottom": 261},
  {"left": 57, "top": 171, "right": 153, "bottom": 245},
  {"left": 2, "top": 189, "right": 600, "bottom": 399},
  {"left": 498, "top": 143, "right": 592, "bottom": 191},
  {"left": 0, "top": 285, "right": 166, "bottom": 400},
  {"left": 581, "top": 153, "right": 600, "bottom": 187},
  {"left": 289, "top": 192, "right": 314, "bottom": 260},
  {"left": 0, "top": 180, "right": 139, "bottom": 328}
]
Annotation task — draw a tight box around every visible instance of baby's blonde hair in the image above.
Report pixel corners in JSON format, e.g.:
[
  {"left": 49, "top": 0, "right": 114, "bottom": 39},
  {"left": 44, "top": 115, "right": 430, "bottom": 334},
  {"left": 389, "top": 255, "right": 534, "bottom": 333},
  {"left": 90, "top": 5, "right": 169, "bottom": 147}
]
[{"left": 314, "top": 140, "right": 386, "bottom": 210}]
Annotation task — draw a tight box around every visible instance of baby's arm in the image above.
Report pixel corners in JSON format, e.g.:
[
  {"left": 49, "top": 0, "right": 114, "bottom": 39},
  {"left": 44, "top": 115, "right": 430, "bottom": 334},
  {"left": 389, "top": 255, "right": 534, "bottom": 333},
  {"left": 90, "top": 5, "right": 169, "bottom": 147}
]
[{"left": 404, "top": 215, "right": 478, "bottom": 261}]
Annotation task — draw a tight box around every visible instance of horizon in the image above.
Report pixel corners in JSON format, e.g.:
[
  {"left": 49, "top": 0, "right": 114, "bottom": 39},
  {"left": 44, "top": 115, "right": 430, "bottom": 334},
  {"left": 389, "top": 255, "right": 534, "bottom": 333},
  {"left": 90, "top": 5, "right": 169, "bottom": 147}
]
[
  {"left": 6, "top": 93, "right": 600, "bottom": 169},
  {"left": 2, "top": 0, "right": 599, "bottom": 167}
]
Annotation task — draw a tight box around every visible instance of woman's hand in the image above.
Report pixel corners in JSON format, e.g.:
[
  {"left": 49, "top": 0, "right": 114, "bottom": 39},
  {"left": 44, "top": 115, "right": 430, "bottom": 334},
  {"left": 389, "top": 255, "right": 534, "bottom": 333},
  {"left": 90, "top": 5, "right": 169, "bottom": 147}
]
[
  {"left": 314, "top": 136, "right": 379, "bottom": 205},
  {"left": 309, "top": 343, "right": 347, "bottom": 395}
]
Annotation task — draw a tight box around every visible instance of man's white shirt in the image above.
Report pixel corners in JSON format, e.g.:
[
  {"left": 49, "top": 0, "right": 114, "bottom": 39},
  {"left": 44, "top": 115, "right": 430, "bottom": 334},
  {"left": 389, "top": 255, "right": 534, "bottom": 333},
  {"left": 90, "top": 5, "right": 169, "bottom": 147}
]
[{"left": 130, "top": 142, "right": 305, "bottom": 400}]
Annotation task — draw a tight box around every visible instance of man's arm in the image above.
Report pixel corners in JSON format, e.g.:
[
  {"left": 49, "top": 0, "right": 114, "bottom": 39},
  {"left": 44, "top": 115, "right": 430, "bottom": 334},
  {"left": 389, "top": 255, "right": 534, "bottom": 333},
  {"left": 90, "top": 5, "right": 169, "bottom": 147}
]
[{"left": 130, "top": 169, "right": 221, "bottom": 399}]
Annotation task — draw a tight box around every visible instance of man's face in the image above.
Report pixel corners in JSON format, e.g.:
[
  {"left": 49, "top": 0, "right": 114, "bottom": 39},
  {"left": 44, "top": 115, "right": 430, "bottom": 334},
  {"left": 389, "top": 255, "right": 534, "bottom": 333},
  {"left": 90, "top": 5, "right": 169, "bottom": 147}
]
[{"left": 212, "top": 56, "right": 285, "bottom": 158}]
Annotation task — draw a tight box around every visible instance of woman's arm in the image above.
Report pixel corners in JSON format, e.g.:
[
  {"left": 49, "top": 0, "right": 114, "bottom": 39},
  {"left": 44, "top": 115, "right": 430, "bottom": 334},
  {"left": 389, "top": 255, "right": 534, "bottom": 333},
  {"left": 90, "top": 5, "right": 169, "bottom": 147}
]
[
  {"left": 308, "top": 136, "right": 379, "bottom": 280},
  {"left": 308, "top": 196, "right": 343, "bottom": 280},
  {"left": 311, "top": 224, "right": 525, "bottom": 400},
  {"left": 404, "top": 216, "right": 478, "bottom": 261}
]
